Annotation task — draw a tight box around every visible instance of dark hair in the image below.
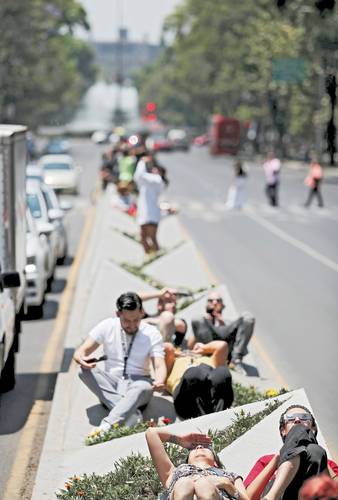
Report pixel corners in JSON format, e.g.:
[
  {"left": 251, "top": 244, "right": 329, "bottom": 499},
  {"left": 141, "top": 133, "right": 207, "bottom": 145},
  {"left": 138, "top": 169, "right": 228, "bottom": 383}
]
[
  {"left": 279, "top": 405, "right": 317, "bottom": 441},
  {"left": 116, "top": 292, "right": 143, "bottom": 312},
  {"left": 186, "top": 446, "right": 224, "bottom": 468}
]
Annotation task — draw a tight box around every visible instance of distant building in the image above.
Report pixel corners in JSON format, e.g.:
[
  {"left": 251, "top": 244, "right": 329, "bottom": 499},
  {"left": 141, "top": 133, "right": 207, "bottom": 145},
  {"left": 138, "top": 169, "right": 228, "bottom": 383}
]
[{"left": 92, "top": 29, "right": 163, "bottom": 82}]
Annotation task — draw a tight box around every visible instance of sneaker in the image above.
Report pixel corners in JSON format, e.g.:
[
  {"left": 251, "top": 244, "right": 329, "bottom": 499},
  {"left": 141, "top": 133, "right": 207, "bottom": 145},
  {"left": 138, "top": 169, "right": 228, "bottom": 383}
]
[
  {"left": 233, "top": 360, "right": 247, "bottom": 376},
  {"left": 125, "top": 409, "right": 143, "bottom": 427}
]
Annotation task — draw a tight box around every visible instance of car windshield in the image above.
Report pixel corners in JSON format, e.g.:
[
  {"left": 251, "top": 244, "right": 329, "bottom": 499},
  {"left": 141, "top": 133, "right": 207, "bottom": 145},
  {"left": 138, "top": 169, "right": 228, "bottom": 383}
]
[
  {"left": 41, "top": 190, "right": 53, "bottom": 210},
  {"left": 27, "top": 193, "right": 42, "bottom": 218},
  {"left": 43, "top": 162, "right": 71, "bottom": 171},
  {"left": 27, "top": 173, "right": 43, "bottom": 181}
]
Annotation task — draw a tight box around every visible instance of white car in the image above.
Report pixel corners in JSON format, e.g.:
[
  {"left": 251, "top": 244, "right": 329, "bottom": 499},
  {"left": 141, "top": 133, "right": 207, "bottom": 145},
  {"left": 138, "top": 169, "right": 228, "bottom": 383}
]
[
  {"left": 39, "top": 154, "right": 80, "bottom": 194},
  {"left": 25, "top": 210, "right": 53, "bottom": 315},
  {"left": 40, "top": 184, "right": 68, "bottom": 263},
  {"left": 26, "top": 180, "right": 59, "bottom": 281}
]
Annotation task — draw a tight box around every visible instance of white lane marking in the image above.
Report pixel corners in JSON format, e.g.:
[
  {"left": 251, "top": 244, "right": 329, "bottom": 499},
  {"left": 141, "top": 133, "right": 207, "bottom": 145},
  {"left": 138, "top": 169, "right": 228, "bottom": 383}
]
[{"left": 244, "top": 206, "right": 338, "bottom": 274}]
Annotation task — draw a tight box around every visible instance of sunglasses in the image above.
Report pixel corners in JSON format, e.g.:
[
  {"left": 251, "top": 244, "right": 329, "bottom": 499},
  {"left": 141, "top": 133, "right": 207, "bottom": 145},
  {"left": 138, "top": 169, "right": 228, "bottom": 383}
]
[
  {"left": 207, "top": 298, "right": 223, "bottom": 303},
  {"left": 284, "top": 413, "right": 312, "bottom": 423}
]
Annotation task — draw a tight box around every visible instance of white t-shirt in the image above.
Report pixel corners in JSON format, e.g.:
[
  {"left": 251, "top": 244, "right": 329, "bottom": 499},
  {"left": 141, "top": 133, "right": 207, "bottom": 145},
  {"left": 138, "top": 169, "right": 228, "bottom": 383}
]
[
  {"left": 134, "top": 159, "right": 163, "bottom": 225},
  {"left": 89, "top": 317, "right": 164, "bottom": 378}
]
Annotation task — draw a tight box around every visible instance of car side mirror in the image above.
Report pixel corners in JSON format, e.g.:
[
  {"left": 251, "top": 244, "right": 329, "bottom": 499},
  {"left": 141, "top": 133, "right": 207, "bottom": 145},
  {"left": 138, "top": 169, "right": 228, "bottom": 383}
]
[
  {"left": 38, "top": 221, "right": 54, "bottom": 236},
  {"left": 1, "top": 271, "right": 21, "bottom": 288},
  {"left": 48, "top": 208, "right": 64, "bottom": 221},
  {"left": 59, "top": 200, "right": 73, "bottom": 212}
]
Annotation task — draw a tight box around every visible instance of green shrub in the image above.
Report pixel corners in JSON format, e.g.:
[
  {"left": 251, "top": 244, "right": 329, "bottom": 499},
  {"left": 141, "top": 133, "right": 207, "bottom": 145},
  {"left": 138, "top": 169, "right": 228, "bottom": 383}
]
[{"left": 57, "top": 400, "right": 282, "bottom": 500}]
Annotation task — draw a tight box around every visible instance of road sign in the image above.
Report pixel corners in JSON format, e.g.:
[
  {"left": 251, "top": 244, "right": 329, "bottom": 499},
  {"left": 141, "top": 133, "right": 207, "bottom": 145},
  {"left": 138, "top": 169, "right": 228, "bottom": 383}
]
[{"left": 272, "top": 58, "right": 306, "bottom": 83}]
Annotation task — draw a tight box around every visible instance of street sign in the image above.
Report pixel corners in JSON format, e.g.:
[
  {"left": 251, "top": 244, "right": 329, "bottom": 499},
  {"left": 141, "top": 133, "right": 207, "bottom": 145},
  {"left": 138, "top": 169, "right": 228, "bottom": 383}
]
[{"left": 272, "top": 58, "right": 306, "bottom": 83}]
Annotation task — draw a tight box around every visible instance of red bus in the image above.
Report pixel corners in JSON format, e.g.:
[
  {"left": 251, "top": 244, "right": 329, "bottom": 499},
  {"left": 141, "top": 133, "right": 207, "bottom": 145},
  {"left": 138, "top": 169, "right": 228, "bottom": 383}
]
[{"left": 209, "top": 114, "right": 241, "bottom": 155}]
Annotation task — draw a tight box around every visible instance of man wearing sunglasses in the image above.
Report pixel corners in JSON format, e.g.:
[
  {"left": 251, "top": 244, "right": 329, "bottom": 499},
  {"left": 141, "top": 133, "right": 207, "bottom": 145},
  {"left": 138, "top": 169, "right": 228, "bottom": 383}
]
[
  {"left": 188, "top": 291, "right": 255, "bottom": 375},
  {"left": 244, "top": 405, "right": 338, "bottom": 499}
]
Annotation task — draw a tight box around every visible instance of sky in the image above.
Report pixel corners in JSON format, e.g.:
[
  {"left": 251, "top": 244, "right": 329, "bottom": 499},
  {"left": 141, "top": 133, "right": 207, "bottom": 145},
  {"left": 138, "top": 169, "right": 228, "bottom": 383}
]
[{"left": 79, "top": 0, "right": 183, "bottom": 44}]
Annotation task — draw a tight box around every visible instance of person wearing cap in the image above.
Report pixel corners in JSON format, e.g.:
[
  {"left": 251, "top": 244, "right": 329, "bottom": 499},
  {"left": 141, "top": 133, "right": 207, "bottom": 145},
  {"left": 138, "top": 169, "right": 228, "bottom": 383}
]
[
  {"left": 188, "top": 291, "right": 255, "bottom": 376},
  {"left": 244, "top": 405, "right": 338, "bottom": 499}
]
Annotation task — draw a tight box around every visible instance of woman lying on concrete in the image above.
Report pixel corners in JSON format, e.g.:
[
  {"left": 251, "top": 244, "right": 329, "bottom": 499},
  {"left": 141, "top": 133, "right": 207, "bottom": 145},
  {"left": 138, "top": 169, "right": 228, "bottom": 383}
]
[{"left": 146, "top": 427, "right": 249, "bottom": 500}]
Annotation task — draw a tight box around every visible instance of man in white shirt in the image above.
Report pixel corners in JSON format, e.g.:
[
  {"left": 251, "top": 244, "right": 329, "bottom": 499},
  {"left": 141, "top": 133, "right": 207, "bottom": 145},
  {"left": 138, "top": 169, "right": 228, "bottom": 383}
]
[{"left": 74, "top": 292, "right": 167, "bottom": 433}]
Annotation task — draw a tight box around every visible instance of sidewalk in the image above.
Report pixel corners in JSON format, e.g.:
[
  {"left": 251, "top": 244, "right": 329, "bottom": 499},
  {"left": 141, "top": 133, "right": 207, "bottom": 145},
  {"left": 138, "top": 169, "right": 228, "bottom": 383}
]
[{"left": 32, "top": 186, "right": 327, "bottom": 498}]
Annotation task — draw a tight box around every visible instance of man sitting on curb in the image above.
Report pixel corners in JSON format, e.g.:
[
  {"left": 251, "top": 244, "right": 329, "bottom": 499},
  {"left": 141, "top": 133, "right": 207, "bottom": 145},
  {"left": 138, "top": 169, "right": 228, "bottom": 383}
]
[
  {"left": 188, "top": 291, "right": 255, "bottom": 376},
  {"left": 164, "top": 340, "right": 234, "bottom": 419},
  {"left": 73, "top": 292, "right": 167, "bottom": 436},
  {"left": 139, "top": 288, "right": 187, "bottom": 346},
  {"left": 244, "top": 404, "right": 338, "bottom": 499}
]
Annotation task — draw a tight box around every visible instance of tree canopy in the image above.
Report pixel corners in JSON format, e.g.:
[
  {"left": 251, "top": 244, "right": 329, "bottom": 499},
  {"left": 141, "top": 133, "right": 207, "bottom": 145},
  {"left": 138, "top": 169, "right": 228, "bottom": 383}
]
[
  {"left": 135, "top": 0, "right": 337, "bottom": 152},
  {"left": 0, "top": 0, "right": 97, "bottom": 128}
]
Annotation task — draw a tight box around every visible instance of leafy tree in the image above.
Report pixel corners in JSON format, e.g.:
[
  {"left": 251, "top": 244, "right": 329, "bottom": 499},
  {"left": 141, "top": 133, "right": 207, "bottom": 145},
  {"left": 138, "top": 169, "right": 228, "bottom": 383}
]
[
  {"left": 135, "top": 0, "right": 337, "bottom": 156},
  {"left": 0, "top": 0, "right": 97, "bottom": 128}
]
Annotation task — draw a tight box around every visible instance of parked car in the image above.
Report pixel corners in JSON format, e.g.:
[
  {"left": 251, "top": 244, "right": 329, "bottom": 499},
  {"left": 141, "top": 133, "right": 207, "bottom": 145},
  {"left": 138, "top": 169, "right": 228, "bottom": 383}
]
[
  {"left": 145, "top": 133, "right": 173, "bottom": 152},
  {"left": 26, "top": 180, "right": 58, "bottom": 281},
  {"left": 40, "top": 183, "right": 68, "bottom": 263},
  {"left": 167, "top": 128, "right": 190, "bottom": 151},
  {"left": 25, "top": 210, "right": 53, "bottom": 315},
  {"left": 39, "top": 154, "right": 80, "bottom": 194},
  {"left": 26, "top": 163, "right": 43, "bottom": 182},
  {"left": 193, "top": 133, "right": 209, "bottom": 146}
]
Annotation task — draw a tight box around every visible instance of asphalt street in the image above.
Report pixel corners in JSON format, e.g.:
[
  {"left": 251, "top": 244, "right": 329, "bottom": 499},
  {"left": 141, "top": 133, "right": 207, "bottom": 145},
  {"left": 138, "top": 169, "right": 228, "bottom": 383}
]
[
  {"left": 160, "top": 146, "right": 338, "bottom": 455},
  {"left": 0, "top": 139, "right": 102, "bottom": 498}
]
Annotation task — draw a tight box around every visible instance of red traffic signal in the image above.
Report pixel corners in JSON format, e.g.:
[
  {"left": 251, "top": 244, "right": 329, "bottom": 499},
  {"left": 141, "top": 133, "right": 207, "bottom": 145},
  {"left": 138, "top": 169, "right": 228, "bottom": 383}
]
[{"left": 145, "top": 102, "right": 157, "bottom": 112}]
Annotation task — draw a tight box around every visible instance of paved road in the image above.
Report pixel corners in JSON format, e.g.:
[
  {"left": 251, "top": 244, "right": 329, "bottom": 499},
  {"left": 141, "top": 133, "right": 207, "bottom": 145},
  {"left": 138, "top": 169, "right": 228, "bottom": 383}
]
[
  {"left": 0, "top": 139, "right": 102, "bottom": 498},
  {"left": 160, "top": 147, "right": 338, "bottom": 454}
]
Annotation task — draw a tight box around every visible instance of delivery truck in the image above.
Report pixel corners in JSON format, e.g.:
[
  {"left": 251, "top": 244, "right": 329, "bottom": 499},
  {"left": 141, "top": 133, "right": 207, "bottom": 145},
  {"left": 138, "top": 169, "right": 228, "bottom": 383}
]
[{"left": 0, "top": 124, "right": 27, "bottom": 392}]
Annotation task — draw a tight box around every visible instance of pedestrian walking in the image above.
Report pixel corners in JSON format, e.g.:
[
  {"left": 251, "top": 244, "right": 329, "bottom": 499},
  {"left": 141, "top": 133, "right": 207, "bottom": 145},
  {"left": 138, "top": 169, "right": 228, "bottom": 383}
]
[
  {"left": 226, "top": 160, "right": 247, "bottom": 209},
  {"left": 263, "top": 152, "right": 281, "bottom": 207},
  {"left": 304, "top": 159, "right": 324, "bottom": 208},
  {"left": 73, "top": 292, "right": 166, "bottom": 436},
  {"left": 134, "top": 155, "right": 164, "bottom": 254}
]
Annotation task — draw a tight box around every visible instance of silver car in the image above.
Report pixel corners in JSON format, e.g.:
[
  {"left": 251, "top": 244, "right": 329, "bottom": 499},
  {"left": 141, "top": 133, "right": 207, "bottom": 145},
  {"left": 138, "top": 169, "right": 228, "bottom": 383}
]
[
  {"left": 26, "top": 180, "right": 59, "bottom": 281},
  {"left": 25, "top": 210, "right": 53, "bottom": 315}
]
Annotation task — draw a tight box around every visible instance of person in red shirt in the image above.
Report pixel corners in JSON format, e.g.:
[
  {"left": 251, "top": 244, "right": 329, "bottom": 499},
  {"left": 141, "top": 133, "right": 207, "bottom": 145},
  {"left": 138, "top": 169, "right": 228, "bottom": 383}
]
[{"left": 244, "top": 405, "right": 338, "bottom": 500}]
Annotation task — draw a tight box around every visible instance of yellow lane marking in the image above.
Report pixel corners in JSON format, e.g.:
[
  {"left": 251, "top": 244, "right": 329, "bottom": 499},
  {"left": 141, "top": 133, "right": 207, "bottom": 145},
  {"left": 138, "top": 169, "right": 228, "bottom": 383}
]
[{"left": 3, "top": 188, "right": 100, "bottom": 500}]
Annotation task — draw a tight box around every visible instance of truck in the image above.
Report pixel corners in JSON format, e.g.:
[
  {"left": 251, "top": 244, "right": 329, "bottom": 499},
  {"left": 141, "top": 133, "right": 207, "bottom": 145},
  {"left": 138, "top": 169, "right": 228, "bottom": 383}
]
[
  {"left": 0, "top": 125, "right": 27, "bottom": 392},
  {"left": 209, "top": 114, "right": 241, "bottom": 155}
]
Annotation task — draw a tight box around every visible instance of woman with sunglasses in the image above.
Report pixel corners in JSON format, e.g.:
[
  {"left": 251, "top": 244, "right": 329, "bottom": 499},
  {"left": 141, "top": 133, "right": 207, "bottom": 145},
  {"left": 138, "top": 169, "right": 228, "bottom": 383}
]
[
  {"left": 244, "top": 405, "right": 338, "bottom": 499},
  {"left": 146, "top": 426, "right": 249, "bottom": 499}
]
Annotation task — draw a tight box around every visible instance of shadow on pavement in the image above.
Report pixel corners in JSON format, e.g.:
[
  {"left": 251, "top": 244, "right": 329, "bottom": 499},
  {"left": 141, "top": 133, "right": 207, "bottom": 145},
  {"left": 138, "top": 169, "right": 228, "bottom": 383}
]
[
  {"left": 62, "top": 256, "right": 74, "bottom": 267},
  {"left": 0, "top": 372, "right": 57, "bottom": 434},
  {"left": 51, "top": 278, "right": 67, "bottom": 294},
  {"left": 86, "top": 404, "right": 108, "bottom": 426},
  {"left": 42, "top": 299, "right": 59, "bottom": 320}
]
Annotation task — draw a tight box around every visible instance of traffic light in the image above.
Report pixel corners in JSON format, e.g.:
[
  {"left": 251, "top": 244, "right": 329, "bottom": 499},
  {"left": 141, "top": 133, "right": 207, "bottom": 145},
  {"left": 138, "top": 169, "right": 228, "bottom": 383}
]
[{"left": 143, "top": 102, "right": 157, "bottom": 121}]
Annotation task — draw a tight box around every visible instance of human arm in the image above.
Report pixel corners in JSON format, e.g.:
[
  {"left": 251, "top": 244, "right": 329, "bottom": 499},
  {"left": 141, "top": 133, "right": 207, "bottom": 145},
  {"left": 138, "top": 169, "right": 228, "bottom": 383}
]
[
  {"left": 145, "top": 427, "right": 211, "bottom": 487},
  {"left": 187, "top": 333, "right": 197, "bottom": 350},
  {"left": 192, "top": 340, "right": 224, "bottom": 355},
  {"left": 245, "top": 455, "right": 279, "bottom": 500},
  {"left": 73, "top": 337, "right": 101, "bottom": 369},
  {"left": 138, "top": 287, "right": 177, "bottom": 303},
  {"left": 151, "top": 356, "right": 167, "bottom": 390}
]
